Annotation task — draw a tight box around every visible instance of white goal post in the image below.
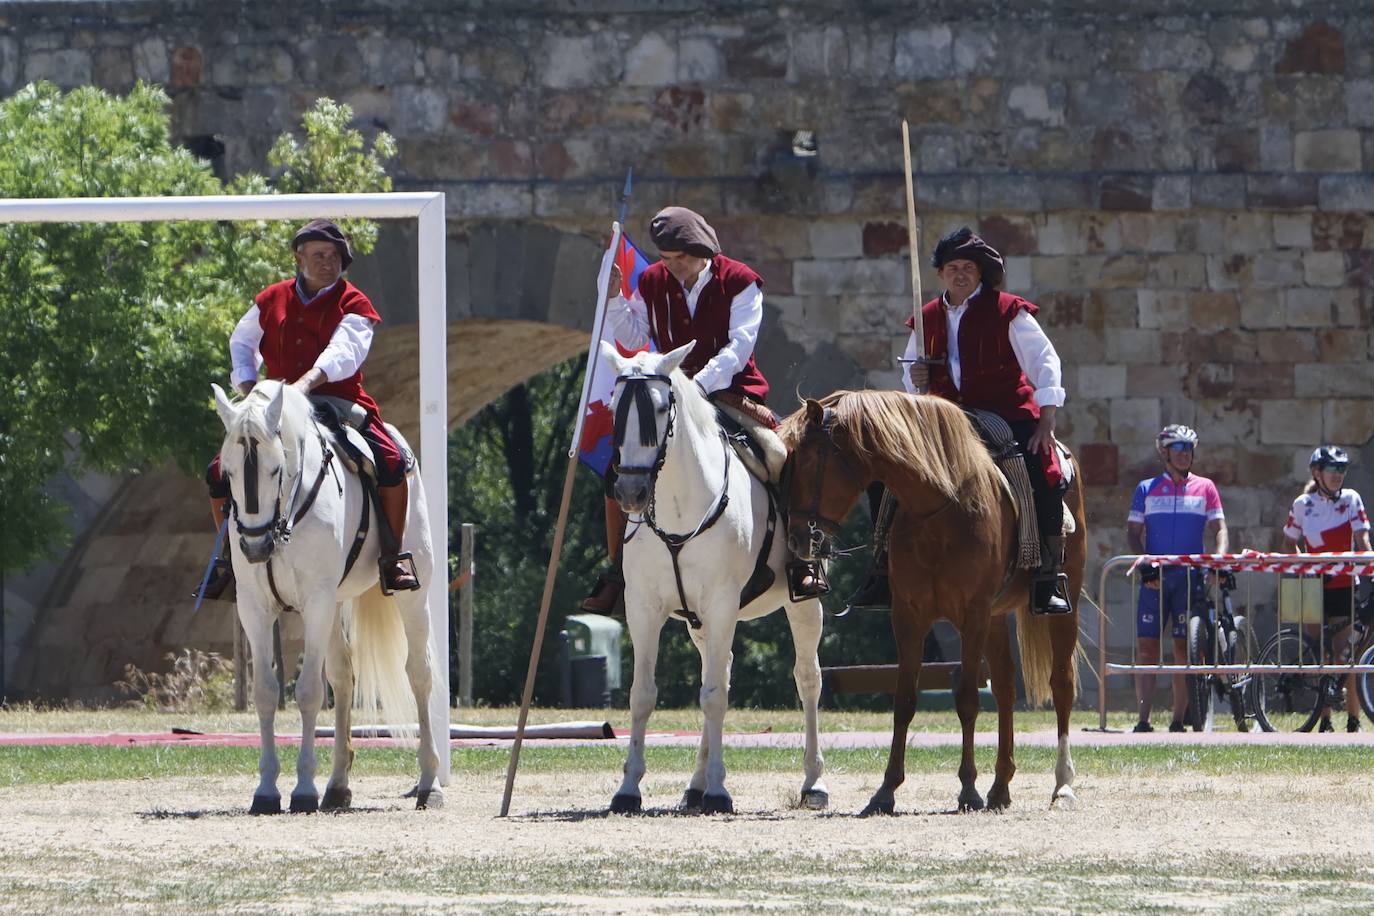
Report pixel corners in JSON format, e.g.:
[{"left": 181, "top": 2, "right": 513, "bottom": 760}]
[{"left": 0, "top": 193, "right": 451, "bottom": 782}]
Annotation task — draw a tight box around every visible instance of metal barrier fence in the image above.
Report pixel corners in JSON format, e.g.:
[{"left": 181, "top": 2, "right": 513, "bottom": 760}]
[{"left": 1094, "top": 552, "right": 1374, "bottom": 730}]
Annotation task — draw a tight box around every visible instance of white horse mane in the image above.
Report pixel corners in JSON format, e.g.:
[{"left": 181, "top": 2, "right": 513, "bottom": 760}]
[{"left": 668, "top": 366, "right": 721, "bottom": 442}]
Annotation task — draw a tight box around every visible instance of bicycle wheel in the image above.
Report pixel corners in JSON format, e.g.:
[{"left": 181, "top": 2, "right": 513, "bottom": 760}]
[
  {"left": 1186, "top": 615, "right": 1214, "bottom": 732},
  {"left": 1248, "top": 630, "right": 1322, "bottom": 733},
  {"left": 1356, "top": 641, "right": 1374, "bottom": 725}
]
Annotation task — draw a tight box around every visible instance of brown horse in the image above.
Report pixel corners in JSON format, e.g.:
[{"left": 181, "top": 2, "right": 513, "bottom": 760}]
[{"left": 780, "top": 391, "right": 1086, "bottom": 814}]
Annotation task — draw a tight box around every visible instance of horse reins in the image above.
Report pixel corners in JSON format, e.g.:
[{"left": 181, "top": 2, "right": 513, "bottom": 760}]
[
  {"left": 792, "top": 407, "right": 954, "bottom": 559},
  {"left": 613, "top": 372, "right": 732, "bottom": 629},
  {"left": 227, "top": 424, "right": 352, "bottom": 613}
]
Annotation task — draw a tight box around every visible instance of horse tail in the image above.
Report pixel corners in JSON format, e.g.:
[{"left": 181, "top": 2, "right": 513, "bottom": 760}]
[
  {"left": 346, "top": 588, "right": 420, "bottom": 740},
  {"left": 1014, "top": 605, "right": 1078, "bottom": 708}
]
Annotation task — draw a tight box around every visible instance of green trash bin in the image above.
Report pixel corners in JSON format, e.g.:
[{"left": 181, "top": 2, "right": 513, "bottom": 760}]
[{"left": 565, "top": 613, "right": 623, "bottom": 700}]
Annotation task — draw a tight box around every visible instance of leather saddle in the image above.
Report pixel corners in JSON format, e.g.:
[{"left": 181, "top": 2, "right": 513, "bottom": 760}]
[{"left": 310, "top": 395, "right": 415, "bottom": 480}]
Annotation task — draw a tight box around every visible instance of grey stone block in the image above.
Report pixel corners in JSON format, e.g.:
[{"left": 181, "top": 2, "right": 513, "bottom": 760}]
[
  {"left": 894, "top": 26, "right": 952, "bottom": 80},
  {"left": 624, "top": 33, "right": 676, "bottom": 87},
  {"left": 1318, "top": 175, "right": 1374, "bottom": 211},
  {"left": 1295, "top": 129, "right": 1362, "bottom": 172},
  {"left": 25, "top": 49, "right": 92, "bottom": 87}
]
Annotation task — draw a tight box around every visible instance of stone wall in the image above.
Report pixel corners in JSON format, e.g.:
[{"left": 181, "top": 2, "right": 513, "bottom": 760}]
[{"left": 5, "top": 0, "right": 1374, "bottom": 692}]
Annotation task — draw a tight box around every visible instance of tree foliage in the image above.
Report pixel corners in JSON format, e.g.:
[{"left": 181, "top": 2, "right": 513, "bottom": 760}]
[{"left": 0, "top": 82, "right": 394, "bottom": 573}]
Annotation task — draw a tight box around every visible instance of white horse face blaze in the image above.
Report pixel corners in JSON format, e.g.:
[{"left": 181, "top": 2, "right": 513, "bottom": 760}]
[{"left": 610, "top": 372, "right": 672, "bottom": 513}]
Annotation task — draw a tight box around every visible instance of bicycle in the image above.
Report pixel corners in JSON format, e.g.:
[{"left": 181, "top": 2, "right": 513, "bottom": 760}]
[
  {"left": 1247, "top": 587, "right": 1374, "bottom": 733},
  {"left": 1185, "top": 572, "right": 1254, "bottom": 732}
]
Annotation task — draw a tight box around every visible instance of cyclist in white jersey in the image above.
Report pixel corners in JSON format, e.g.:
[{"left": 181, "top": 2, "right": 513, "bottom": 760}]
[{"left": 1282, "top": 445, "right": 1372, "bottom": 733}]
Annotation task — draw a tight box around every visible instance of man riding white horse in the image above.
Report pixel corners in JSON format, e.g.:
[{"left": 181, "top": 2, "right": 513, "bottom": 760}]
[
  {"left": 582, "top": 205, "right": 824, "bottom": 612},
  {"left": 201, "top": 219, "right": 419, "bottom": 597}
]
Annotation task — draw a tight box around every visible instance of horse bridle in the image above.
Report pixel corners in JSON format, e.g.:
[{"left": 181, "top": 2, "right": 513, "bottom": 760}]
[
  {"left": 227, "top": 428, "right": 338, "bottom": 556},
  {"left": 786, "top": 407, "right": 858, "bottom": 560},
  {"left": 611, "top": 370, "right": 732, "bottom": 629},
  {"left": 611, "top": 372, "right": 676, "bottom": 479}
]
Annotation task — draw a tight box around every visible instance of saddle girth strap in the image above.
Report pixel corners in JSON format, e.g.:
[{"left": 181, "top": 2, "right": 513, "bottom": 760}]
[
  {"left": 341, "top": 482, "right": 371, "bottom": 583},
  {"left": 738, "top": 483, "right": 777, "bottom": 609},
  {"left": 266, "top": 559, "right": 297, "bottom": 615},
  {"left": 997, "top": 452, "right": 1042, "bottom": 570}
]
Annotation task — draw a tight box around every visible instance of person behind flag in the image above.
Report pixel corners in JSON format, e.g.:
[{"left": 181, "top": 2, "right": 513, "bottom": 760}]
[
  {"left": 581, "top": 205, "right": 795, "bottom": 613},
  {"left": 1282, "top": 444, "right": 1371, "bottom": 733}
]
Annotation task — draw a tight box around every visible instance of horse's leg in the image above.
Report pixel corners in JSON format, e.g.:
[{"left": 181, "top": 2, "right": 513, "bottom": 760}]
[
  {"left": 289, "top": 596, "right": 334, "bottom": 813},
  {"left": 955, "top": 614, "right": 991, "bottom": 813},
  {"left": 985, "top": 614, "right": 1017, "bottom": 811},
  {"left": 322, "top": 602, "right": 355, "bottom": 811},
  {"left": 682, "top": 625, "right": 710, "bottom": 811},
  {"left": 862, "top": 607, "right": 927, "bottom": 817},
  {"left": 784, "top": 598, "right": 828, "bottom": 810},
  {"left": 612, "top": 601, "right": 668, "bottom": 814},
  {"left": 396, "top": 591, "right": 443, "bottom": 809},
  {"left": 697, "top": 611, "right": 739, "bottom": 815},
  {"left": 1048, "top": 613, "right": 1079, "bottom": 809},
  {"left": 239, "top": 599, "right": 283, "bottom": 814}
]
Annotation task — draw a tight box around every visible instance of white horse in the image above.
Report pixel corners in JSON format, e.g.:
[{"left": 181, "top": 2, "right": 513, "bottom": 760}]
[
  {"left": 600, "top": 341, "right": 827, "bottom": 814},
  {"left": 211, "top": 380, "right": 442, "bottom": 813}
]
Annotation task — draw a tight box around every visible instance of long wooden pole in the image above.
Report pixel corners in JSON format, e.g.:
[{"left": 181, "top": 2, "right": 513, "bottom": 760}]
[
  {"left": 901, "top": 119, "right": 924, "bottom": 351},
  {"left": 900, "top": 119, "right": 933, "bottom": 395},
  {"left": 498, "top": 450, "right": 580, "bottom": 817},
  {"left": 500, "top": 223, "right": 622, "bottom": 817}
]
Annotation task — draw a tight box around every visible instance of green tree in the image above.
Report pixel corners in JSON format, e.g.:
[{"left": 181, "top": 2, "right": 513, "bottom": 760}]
[{"left": 0, "top": 83, "right": 394, "bottom": 573}]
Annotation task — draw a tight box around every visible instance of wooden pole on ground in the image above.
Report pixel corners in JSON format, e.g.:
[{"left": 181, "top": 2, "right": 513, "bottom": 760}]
[
  {"left": 233, "top": 615, "right": 247, "bottom": 711},
  {"left": 499, "top": 220, "right": 624, "bottom": 817}
]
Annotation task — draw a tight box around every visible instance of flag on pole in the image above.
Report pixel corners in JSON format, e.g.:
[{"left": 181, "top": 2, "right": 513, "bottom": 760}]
[{"left": 577, "top": 233, "right": 653, "bottom": 476}]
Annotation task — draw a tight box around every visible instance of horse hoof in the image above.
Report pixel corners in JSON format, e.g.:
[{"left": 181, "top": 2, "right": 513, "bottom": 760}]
[
  {"left": 680, "top": 788, "right": 704, "bottom": 811},
  {"left": 702, "top": 793, "right": 734, "bottom": 815},
  {"left": 289, "top": 794, "right": 319, "bottom": 814},
  {"left": 416, "top": 787, "right": 444, "bottom": 810},
  {"left": 800, "top": 788, "right": 829, "bottom": 811},
  {"left": 249, "top": 794, "right": 282, "bottom": 816},
  {"left": 610, "top": 793, "right": 642, "bottom": 815},
  {"left": 859, "top": 798, "right": 894, "bottom": 818},
  {"left": 1051, "top": 787, "right": 1078, "bottom": 811},
  {"left": 957, "top": 790, "right": 985, "bottom": 813},
  {"left": 320, "top": 787, "right": 352, "bottom": 811},
  {"left": 987, "top": 784, "right": 1012, "bottom": 811}
]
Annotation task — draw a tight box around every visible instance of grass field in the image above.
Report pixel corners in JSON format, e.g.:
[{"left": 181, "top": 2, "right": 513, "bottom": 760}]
[{"left": 2, "top": 706, "right": 1372, "bottom": 912}]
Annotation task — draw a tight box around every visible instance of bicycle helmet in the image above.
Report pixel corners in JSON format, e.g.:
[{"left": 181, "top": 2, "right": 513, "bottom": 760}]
[
  {"left": 1157, "top": 424, "right": 1198, "bottom": 451},
  {"left": 1309, "top": 445, "right": 1349, "bottom": 472}
]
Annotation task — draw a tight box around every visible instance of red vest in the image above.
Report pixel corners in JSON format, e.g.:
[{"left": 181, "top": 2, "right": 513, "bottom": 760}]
[
  {"left": 905, "top": 288, "right": 1040, "bottom": 423},
  {"left": 637, "top": 254, "right": 770, "bottom": 403},
  {"left": 255, "top": 278, "right": 383, "bottom": 418}
]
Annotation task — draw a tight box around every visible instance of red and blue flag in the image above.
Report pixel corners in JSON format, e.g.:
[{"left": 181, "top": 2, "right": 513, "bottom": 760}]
[{"left": 578, "top": 233, "right": 653, "bottom": 477}]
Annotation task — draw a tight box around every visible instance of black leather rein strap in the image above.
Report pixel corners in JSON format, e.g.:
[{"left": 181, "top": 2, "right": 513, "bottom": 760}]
[{"left": 645, "top": 428, "right": 733, "bottom": 630}]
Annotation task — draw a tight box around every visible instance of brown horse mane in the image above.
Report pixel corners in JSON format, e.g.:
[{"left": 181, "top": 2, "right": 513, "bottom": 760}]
[{"left": 779, "top": 390, "right": 1003, "bottom": 517}]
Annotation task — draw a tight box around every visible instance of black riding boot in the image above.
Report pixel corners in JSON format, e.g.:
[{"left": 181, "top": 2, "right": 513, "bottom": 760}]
[
  {"left": 844, "top": 483, "right": 894, "bottom": 613},
  {"left": 1032, "top": 534, "right": 1072, "bottom": 615}
]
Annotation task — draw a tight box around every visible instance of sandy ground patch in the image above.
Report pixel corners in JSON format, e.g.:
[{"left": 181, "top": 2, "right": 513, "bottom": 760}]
[{"left": 1, "top": 768, "right": 1371, "bottom": 912}]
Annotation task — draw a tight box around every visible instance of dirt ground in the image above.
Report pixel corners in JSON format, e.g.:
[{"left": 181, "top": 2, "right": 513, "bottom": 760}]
[{"left": 3, "top": 766, "right": 1373, "bottom": 912}]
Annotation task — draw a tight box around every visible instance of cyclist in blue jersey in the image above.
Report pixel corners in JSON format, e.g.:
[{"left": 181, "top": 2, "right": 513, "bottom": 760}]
[{"left": 1126, "top": 425, "right": 1230, "bottom": 733}]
